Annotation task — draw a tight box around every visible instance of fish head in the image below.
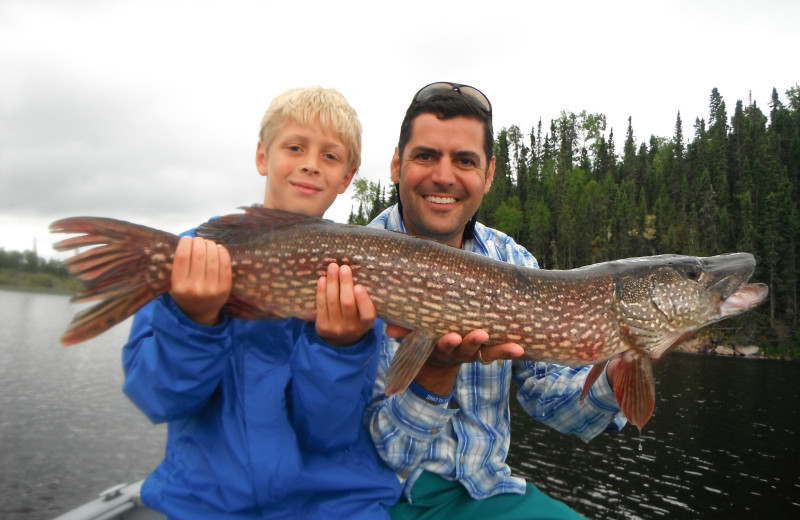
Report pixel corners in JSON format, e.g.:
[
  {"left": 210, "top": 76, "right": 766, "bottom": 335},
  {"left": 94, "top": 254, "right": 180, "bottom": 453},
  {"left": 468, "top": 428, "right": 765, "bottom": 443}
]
[{"left": 614, "top": 253, "right": 768, "bottom": 359}]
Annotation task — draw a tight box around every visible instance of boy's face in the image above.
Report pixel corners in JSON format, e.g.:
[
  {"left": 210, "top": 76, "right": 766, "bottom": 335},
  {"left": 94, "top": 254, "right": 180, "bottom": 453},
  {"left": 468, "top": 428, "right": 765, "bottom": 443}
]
[
  {"left": 391, "top": 114, "right": 495, "bottom": 248},
  {"left": 257, "top": 119, "right": 357, "bottom": 218}
]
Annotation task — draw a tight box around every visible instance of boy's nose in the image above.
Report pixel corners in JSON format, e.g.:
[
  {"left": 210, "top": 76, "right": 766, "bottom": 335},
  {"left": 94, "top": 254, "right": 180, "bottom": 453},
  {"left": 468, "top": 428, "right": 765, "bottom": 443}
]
[{"left": 301, "top": 162, "right": 320, "bottom": 174}]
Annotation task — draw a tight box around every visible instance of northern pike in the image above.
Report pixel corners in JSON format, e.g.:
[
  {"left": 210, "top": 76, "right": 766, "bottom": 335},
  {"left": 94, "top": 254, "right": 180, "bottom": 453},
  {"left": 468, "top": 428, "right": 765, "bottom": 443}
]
[{"left": 51, "top": 205, "right": 768, "bottom": 428}]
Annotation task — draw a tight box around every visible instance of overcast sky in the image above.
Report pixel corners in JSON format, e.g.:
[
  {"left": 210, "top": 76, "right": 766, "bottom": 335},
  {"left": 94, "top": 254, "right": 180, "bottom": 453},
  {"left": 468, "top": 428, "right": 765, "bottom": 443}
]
[{"left": 1, "top": 0, "right": 797, "bottom": 259}]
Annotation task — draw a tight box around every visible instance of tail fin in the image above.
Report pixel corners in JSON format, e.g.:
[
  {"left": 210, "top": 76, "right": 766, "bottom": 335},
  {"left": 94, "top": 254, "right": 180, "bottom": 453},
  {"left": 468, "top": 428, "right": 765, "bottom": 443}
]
[{"left": 50, "top": 217, "right": 179, "bottom": 345}]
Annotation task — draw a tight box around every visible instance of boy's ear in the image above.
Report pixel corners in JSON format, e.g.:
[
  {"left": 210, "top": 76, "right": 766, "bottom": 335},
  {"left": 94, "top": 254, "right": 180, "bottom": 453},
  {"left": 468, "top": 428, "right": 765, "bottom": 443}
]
[
  {"left": 256, "top": 142, "right": 269, "bottom": 177},
  {"left": 390, "top": 147, "right": 401, "bottom": 184},
  {"left": 337, "top": 166, "right": 358, "bottom": 194}
]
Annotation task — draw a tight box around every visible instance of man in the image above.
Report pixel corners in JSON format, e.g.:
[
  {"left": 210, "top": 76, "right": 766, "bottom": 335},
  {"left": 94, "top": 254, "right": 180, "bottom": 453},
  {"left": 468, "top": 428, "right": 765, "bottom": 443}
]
[{"left": 366, "top": 82, "right": 626, "bottom": 519}]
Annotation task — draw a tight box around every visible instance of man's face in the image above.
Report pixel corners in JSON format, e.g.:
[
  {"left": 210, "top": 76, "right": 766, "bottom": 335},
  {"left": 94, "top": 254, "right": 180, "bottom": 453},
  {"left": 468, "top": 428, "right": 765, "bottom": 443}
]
[{"left": 392, "top": 114, "right": 495, "bottom": 247}]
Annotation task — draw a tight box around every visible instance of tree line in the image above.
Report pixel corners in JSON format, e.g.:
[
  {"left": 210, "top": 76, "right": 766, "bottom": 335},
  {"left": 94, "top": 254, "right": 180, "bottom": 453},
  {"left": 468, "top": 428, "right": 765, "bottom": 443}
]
[
  {"left": 349, "top": 85, "right": 800, "bottom": 350},
  {"left": 0, "top": 248, "right": 69, "bottom": 276}
]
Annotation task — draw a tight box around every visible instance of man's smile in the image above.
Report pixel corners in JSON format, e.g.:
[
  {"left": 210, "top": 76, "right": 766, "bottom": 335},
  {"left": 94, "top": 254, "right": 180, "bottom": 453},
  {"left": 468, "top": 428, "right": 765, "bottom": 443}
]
[{"left": 424, "top": 195, "right": 458, "bottom": 205}]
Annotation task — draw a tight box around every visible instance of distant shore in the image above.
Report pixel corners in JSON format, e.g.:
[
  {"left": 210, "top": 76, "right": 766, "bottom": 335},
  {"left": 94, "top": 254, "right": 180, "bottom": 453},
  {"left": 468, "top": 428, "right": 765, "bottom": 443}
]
[{"left": 0, "top": 269, "right": 81, "bottom": 295}]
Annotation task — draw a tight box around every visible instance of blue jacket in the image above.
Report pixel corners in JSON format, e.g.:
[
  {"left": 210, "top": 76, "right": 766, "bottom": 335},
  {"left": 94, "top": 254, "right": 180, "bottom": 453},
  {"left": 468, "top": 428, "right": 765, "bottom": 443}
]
[{"left": 122, "top": 237, "right": 400, "bottom": 519}]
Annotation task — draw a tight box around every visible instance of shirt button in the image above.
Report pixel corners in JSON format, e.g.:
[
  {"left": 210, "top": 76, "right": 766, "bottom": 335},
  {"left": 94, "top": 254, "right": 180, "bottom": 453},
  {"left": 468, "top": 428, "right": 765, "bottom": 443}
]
[
  {"left": 430, "top": 427, "right": 439, "bottom": 434},
  {"left": 459, "top": 455, "right": 466, "bottom": 465}
]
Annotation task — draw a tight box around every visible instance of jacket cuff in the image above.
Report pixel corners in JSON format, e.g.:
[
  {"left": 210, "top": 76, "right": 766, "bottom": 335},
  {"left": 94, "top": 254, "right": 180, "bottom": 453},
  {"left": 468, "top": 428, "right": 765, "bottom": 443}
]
[
  {"left": 157, "top": 294, "right": 231, "bottom": 337},
  {"left": 302, "top": 321, "right": 378, "bottom": 357}
]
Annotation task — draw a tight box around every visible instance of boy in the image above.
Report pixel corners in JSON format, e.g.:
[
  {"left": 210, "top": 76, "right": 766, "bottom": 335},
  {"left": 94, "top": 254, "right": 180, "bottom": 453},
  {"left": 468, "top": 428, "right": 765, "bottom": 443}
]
[{"left": 122, "top": 87, "right": 401, "bottom": 519}]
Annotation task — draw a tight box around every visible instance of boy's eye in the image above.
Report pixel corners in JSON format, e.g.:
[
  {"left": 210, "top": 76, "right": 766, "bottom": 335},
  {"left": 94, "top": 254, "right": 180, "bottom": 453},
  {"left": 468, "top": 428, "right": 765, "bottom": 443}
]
[
  {"left": 288, "top": 145, "right": 302, "bottom": 152},
  {"left": 323, "top": 152, "right": 340, "bottom": 161}
]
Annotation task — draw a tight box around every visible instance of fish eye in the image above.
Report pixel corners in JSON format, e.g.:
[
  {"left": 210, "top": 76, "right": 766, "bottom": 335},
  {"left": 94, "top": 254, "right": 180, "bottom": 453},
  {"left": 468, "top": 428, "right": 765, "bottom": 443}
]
[{"left": 685, "top": 262, "right": 702, "bottom": 281}]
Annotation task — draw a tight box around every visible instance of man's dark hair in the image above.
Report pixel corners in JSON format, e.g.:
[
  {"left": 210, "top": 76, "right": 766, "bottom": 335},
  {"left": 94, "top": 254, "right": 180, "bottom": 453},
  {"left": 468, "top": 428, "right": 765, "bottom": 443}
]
[{"left": 397, "top": 89, "right": 494, "bottom": 166}]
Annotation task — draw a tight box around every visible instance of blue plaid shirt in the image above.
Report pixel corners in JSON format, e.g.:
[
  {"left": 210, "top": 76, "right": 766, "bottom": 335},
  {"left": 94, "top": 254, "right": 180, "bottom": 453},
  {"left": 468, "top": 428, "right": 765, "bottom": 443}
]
[{"left": 365, "top": 205, "right": 626, "bottom": 501}]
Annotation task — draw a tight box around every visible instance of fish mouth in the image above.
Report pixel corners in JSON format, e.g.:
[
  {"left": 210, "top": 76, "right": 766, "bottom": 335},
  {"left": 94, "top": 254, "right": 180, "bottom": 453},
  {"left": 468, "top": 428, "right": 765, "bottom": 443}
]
[{"left": 719, "top": 283, "right": 769, "bottom": 318}]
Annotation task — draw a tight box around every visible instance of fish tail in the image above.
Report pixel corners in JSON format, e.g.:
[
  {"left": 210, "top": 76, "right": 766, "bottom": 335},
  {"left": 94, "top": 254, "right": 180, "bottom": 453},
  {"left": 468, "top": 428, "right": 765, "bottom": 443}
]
[
  {"left": 610, "top": 351, "right": 655, "bottom": 430},
  {"left": 50, "top": 217, "right": 180, "bottom": 345}
]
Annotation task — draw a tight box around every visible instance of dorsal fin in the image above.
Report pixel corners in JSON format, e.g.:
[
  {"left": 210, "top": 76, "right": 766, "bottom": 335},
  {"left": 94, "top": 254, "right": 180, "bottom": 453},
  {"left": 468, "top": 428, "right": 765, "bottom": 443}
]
[{"left": 196, "top": 205, "right": 324, "bottom": 243}]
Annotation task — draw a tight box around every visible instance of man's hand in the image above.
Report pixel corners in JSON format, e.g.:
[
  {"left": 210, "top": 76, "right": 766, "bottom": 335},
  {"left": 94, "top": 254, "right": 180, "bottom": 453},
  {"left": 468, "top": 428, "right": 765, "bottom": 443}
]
[
  {"left": 385, "top": 325, "right": 525, "bottom": 396},
  {"left": 169, "top": 236, "right": 232, "bottom": 326},
  {"left": 316, "top": 263, "right": 377, "bottom": 347}
]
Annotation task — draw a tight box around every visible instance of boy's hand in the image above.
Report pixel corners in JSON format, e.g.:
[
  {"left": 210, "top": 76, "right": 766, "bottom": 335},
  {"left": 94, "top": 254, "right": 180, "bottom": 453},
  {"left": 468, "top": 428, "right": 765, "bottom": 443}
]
[
  {"left": 316, "top": 263, "right": 376, "bottom": 347},
  {"left": 169, "top": 236, "right": 232, "bottom": 326}
]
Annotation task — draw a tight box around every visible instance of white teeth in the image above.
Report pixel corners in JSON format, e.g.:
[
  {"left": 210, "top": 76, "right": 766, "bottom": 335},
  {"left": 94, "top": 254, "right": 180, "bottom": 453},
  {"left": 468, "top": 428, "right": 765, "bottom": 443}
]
[{"left": 425, "top": 196, "right": 456, "bottom": 204}]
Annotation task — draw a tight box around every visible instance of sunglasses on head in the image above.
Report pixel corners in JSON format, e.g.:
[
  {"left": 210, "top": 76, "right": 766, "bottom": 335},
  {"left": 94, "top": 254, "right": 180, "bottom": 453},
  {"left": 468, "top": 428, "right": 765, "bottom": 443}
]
[{"left": 413, "top": 82, "right": 492, "bottom": 115}]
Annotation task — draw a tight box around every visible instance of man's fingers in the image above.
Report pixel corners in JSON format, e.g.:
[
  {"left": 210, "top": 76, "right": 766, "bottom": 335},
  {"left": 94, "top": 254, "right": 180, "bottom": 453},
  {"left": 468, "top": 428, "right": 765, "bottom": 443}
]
[
  {"left": 475, "top": 343, "right": 525, "bottom": 364},
  {"left": 462, "top": 329, "right": 489, "bottom": 348}
]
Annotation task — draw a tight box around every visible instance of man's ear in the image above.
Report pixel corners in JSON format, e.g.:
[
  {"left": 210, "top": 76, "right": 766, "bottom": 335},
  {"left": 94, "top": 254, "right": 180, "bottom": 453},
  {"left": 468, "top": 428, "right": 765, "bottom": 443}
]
[
  {"left": 390, "top": 147, "right": 401, "bottom": 184},
  {"left": 256, "top": 141, "right": 268, "bottom": 177},
  {"left": 484, "top": 155, "right": 496, "bottom": 194}
]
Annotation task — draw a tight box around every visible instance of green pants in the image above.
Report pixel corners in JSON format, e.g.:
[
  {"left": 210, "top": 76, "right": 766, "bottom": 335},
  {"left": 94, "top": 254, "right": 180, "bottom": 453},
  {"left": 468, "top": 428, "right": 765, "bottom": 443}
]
[{"left": 390, "top": 472, "right": 587, "bottom": 520}]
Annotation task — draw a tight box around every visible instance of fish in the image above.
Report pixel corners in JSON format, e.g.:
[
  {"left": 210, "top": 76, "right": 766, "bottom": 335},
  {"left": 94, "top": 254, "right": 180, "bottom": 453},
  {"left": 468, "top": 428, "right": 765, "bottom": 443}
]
[{"left": 51, "top": 205, "right": 768, "bottom": 429}]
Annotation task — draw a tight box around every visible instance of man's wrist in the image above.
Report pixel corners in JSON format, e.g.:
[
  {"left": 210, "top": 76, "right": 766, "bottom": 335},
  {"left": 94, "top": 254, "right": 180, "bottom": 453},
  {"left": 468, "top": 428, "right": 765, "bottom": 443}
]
[
  {"left": 412, "top": 363, "right": 460, "bottom": 396},
  {"left": 409, "top": 380, "right": 453, "bottom": 406}
]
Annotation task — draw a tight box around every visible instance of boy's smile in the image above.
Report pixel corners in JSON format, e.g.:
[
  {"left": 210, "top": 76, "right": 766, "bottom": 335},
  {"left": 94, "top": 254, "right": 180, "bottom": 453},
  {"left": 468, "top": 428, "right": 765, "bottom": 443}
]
[{"left": 257, "top": 119, "right": 356, "bottom": 218}]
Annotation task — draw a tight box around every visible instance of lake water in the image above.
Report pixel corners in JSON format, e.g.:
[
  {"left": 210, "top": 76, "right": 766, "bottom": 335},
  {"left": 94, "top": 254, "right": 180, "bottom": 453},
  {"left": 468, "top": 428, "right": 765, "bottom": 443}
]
[{"left": 1, "top": 289, "right": 799, "bottom": 519}]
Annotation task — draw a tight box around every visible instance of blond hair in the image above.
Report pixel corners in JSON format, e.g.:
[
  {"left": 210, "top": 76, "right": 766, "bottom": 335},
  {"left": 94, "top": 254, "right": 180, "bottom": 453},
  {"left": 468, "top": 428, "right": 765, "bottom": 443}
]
[{"left": 259, "top": 86, "right": 362, "bottom": 172}]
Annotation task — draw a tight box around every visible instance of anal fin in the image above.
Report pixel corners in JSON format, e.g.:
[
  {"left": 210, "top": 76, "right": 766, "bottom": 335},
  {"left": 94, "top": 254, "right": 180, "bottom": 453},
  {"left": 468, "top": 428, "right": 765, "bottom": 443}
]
[
  {"left": 579, "top": 361, "right": 608, "bottom": 403},
  {"left": 385, "top": 330, "right": 437, "bottom": 395}
]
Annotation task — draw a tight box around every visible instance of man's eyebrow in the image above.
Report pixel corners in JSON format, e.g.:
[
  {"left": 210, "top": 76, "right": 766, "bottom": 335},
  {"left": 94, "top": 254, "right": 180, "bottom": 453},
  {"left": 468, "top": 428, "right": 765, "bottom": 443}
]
[
  {"left": 453, "top": 150, "right": 482, "bottom": 162},
  {"left": 408, "top": 145, "right": 440, "bottom": 156}
]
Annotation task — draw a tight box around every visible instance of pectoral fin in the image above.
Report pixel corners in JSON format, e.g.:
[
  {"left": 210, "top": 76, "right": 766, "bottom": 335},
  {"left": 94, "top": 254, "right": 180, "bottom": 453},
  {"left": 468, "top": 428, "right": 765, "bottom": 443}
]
[
  {"left": 385, "top": 330, "right": 437, "bottom": 395},
  {"left": 611, "top": 352, "right": 655, "bottom": 430}
]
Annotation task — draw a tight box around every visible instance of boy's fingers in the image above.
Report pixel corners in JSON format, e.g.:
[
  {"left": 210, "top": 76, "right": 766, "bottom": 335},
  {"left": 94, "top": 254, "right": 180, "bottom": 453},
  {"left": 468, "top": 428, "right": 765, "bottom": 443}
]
[
  {"left": 189, "top": 237, "right": 208, "bottom": 279},
  {"left": 316, "top": 275, "right": 328, "bottom": 321},
  {"left": 217, "top": 245, "right": 232, "bottom": 286},
  {"left": 325, "top": 263, "right": 341, "bottom": 318},
  {"left": 172, "top": 236, "right": 193, "bottom": 282},
  {"left": 353, "top": 284, "right": 376, "bottom": 323},
  {"left": 337, "top": 265, "right": 358, "bottom": 318},
  {"left": 204, "top": 239, "right": 219, "bottom": 282}
]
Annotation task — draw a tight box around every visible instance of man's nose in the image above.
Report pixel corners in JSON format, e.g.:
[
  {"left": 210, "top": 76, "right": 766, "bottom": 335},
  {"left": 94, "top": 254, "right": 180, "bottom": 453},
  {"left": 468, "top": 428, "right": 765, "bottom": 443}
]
[{"left": 430, "top": 157, "right": 456, "bottom": 184}]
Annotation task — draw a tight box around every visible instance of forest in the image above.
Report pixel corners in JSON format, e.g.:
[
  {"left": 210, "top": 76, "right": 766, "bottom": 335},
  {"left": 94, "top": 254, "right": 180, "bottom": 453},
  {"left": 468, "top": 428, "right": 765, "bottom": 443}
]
[{"left": 348, "top": 85, "right": 800, "bottom": 352}]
